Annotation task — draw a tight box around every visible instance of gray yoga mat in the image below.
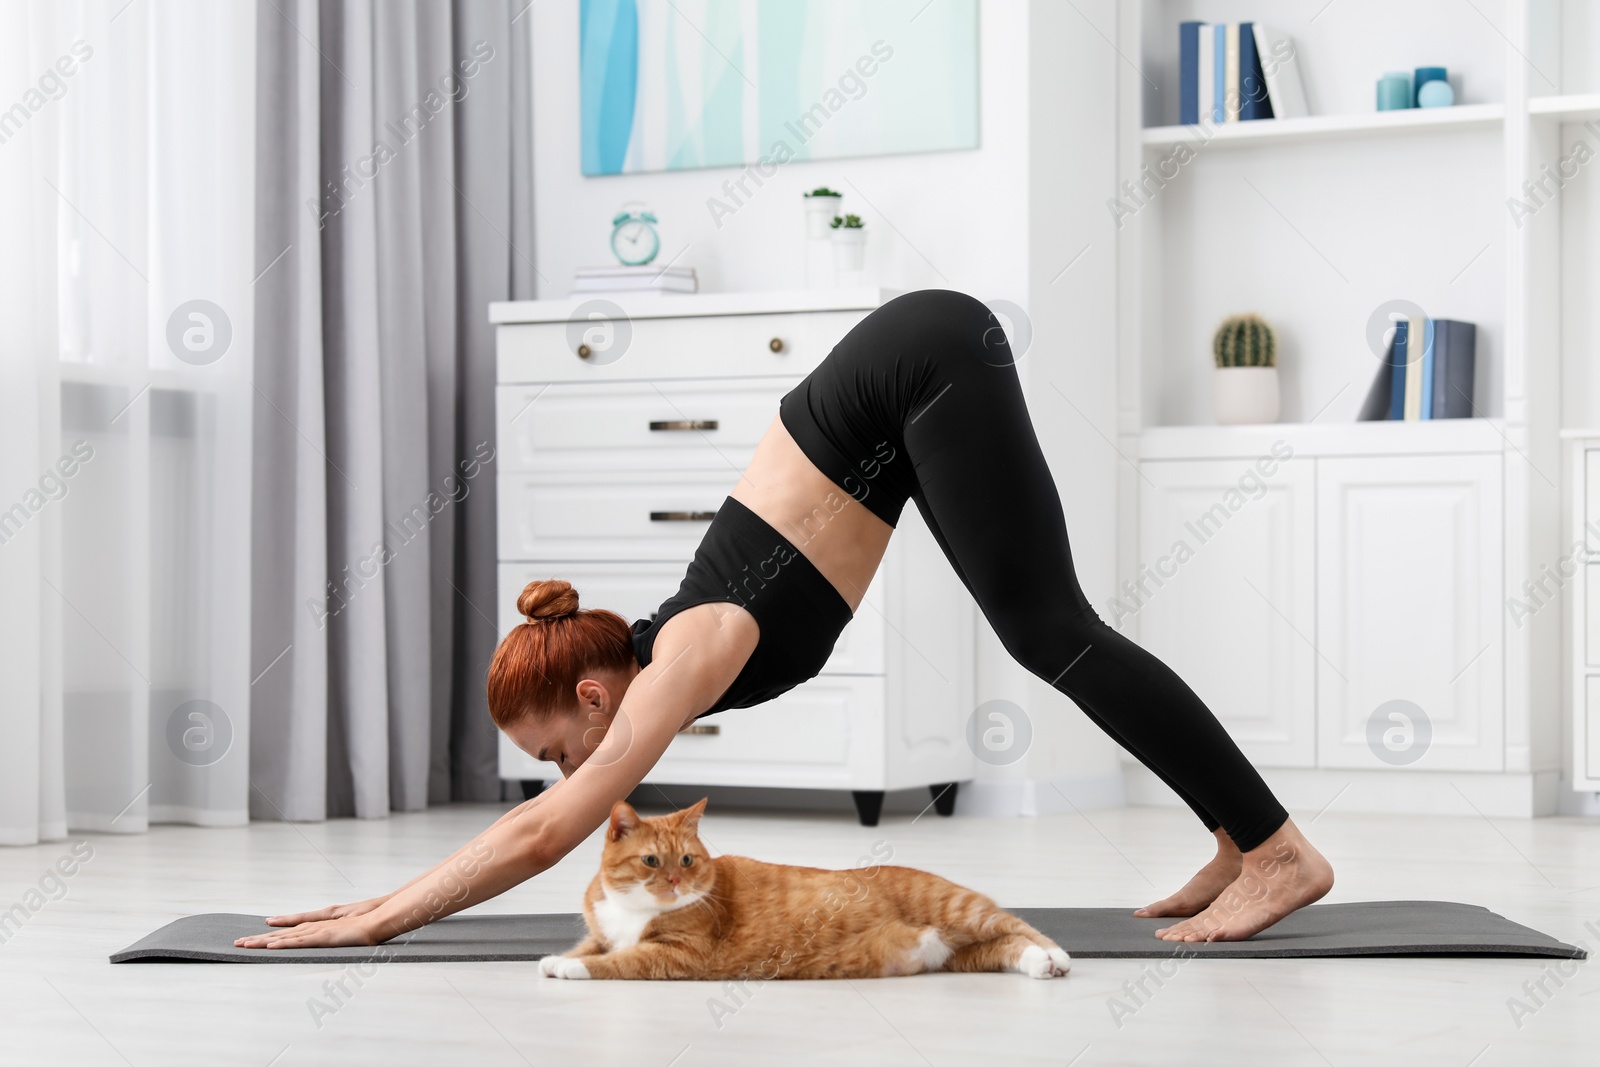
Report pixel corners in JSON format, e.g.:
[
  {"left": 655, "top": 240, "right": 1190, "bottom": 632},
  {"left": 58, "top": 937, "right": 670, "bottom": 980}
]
[{"left": 110, "top": 901, "right": 1584, "bottom": 964}]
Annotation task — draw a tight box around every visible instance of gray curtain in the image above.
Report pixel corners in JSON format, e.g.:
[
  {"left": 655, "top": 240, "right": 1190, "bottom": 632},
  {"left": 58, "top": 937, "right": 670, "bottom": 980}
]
[{"left": 250, "top": 0, "right": 534, "bottom": 820}]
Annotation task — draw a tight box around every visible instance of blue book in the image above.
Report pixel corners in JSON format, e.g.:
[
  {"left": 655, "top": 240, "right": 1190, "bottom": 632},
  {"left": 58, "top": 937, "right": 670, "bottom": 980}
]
[
  {"left": 1430, "top": 320, "right": 1478, "bottom": 418},
  {"left": 1179, "top": 22, "right": 1202, "bottom": 125},
  {"left": 1387, "top": 320, "right": 1409, "bottom": 421},
  {"left": 1213, "top": 26, "right": 1227, "bottom": 123},
  {"left": 1238, "top": 22, "right": 1275, "bottom": 120},
  {"left": 1419, "top": 318, "right": 1436, "bottom": 419}
]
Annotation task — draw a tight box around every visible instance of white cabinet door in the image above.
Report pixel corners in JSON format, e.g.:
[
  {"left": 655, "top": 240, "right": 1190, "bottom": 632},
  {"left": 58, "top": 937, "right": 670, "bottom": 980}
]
[
  {"left": 1315, "top": 454, "right": 1503, "bottom": 771},
  {"left": 1137, "top": 454, "right": 1316, "bottom": 766}
]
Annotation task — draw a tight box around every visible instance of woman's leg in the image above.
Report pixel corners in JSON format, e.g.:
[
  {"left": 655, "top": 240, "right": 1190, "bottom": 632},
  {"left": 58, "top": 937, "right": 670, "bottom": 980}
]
[
  {"left": 908, "top": 483, "right": 1247, "bottom": 919},
  {"left": 908, "top": 482, "right": 1228, "bottom": 838},
  {"left": 882, "top": 291, "right": 1331, "bottom": 939}
]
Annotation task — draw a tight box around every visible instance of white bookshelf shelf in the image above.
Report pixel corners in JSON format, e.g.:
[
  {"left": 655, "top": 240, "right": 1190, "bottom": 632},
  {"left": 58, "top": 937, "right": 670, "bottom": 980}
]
[
  {"left": 1140, "top": 103, "right": 1505, "bottom": 151},
  {"left": 1138, "top": 418, "right": 1507, "bottom": 461},
  {"left": 1529, "top": 92, "right": 1600, "bottom": 121}
]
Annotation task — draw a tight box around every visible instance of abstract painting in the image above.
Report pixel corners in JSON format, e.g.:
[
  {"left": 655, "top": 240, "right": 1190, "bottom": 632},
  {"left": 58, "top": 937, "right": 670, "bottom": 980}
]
[{"left": 579, "top": 0, "right": 979, "bottom": 176}]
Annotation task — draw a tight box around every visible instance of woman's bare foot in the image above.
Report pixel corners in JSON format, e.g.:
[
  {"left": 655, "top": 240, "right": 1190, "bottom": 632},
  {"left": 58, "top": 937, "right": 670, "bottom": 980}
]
[
  {"left": 1134, "top": 829, "right": 1241, "bottom": 919},
  {"left": 1154, "top": 818, "right": 1334, "bottom": 943}
]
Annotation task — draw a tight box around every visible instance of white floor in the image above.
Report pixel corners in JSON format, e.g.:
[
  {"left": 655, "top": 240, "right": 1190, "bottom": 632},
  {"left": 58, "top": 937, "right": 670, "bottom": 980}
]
[{"left": 1, "top": 801, "right": 1597, "bottom": 1066}]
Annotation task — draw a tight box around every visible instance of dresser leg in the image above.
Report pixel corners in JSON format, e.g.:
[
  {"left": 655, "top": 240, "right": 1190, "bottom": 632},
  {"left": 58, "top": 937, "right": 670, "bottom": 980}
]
[
  {"left": 519, "top": 779, "right": 545, "bottom": 801},
  {"left": 851, "top": 790, "right": 885, "bottom": 827},
  {"left": 929, "top": 782, "right": 959, "bottom": 817}
]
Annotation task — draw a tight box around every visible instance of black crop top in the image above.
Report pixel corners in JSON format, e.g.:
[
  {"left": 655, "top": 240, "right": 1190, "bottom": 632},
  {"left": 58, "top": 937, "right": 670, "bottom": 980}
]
[{"left": 630, "top": 496, "right": 854, "bottom": 717}]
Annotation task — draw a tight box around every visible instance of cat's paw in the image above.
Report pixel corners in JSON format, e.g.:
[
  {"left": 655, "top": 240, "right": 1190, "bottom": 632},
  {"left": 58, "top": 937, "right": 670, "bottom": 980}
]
[
  {"left": 538, "top": 955, "right": 591, "bottom": 979},
  {"left": 1016, "top": 944, "right": 1071, "bottom": 979}
]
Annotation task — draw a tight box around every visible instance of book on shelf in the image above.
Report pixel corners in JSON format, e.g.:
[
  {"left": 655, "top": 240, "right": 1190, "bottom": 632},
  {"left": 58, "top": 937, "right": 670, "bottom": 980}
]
[
  {"left": 571, "top": 264, "right": 697, "bottom": 296},
  {"left": 1419, "top": 317, "right": 1436, "bottom": 420},
  {"left": 1176, "top": 21, "right": 1306, "bottom": 125},
  {"left": 1252, "top": 24, "right": 1308, "bottom": 119},
  {"left": 1179, "top": 22, "right": 1201, "bottom": 125},
  {"left": 1238, "top": 22, "right": 1274, "bottom": 121},
  {"left": 1431, "top": 320, "right": 1478, "bottom": 418},
  {"left": 1224, "top": 24, "right": 1241, "bottom": 123},
  {"left": 1403, "top": 314, "right": 1425, "bottom": 420},
  {"left": 1213, "top": 24, "right": 1226, "bottom": 123},
  {"left": 1358, "top": 317, "right": 1477, "bottom": 421},
  {"left": 1388, "top": 319, "right": 1410, "bottom": 420}
]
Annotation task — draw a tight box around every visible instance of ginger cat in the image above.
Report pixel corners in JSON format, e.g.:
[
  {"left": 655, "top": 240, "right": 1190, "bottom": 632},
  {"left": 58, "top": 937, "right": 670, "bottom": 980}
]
[{"left": 536, "top": 798, "right": 1071, "bottom": 981}]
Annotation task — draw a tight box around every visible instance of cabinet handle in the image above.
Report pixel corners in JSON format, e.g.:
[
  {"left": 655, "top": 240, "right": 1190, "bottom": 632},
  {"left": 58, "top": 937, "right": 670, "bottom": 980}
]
[
  {"left": 769, "top": 337, "right": 785, "bottom": 353},
  {"left": 650, "top": 510, "right": 717, "bottom": 522},
  {"left": 679, "top": 724, "right": 720, "bottom": 736},
  {"left": 649, "top": 419, "right": 718, "bottom": 431},
  {"left": 576, "top": 343, "right": 592, "bottom": 359}
]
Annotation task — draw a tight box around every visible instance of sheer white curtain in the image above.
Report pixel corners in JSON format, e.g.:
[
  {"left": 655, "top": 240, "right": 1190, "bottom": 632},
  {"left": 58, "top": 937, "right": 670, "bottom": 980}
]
[{"left": 0, "top": 0, "right": 256, "bottom": 845}]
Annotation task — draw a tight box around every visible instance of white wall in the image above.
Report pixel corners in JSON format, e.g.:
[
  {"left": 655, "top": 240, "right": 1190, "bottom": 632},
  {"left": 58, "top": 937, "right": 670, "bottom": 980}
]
[
  {"left": 529, "top": 1, "right": 1029, "bottom": 304},
  {"left": 1012, "top": 0, "right": 1128, "bottom": 805}
]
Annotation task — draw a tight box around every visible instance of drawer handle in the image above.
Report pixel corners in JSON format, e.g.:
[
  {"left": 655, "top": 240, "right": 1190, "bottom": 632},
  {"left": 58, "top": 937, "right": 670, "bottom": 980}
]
[
  {"left": 650, "top": 419, "right": 718, "bottom": 431},
  {"left": 650, "top": 510, "right": 717, "bottom": 522},
  {"left": 769, "top": 337, "right": 785, "bottom": 353},
  {"left": 576, "top": 343, "right": 592, "bottom": 359},
  {"left": 679, "top": 724, "right": 720, "bottom": 736}
]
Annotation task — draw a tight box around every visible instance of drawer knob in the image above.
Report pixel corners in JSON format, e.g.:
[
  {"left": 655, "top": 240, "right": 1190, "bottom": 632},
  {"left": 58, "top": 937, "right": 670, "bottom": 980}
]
[
  {"left": 679, "top": 724, "right": 720, "bottom": 736},
  {"left": 650, "top": 510, "right": 718, "bottom": 522},
  {"left": 576, "top": 343, "right": 592, "bottom": 359},
  {"left": 650, "top": 419, "right": 718, "bottom": 432},
  {"left": 768, "top": 337, "right": 785, "bottom": 353}
]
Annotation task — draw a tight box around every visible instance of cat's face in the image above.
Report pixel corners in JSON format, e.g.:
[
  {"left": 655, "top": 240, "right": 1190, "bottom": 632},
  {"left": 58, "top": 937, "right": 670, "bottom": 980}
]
[{"left": 602, "top": 798, "right": 715, "bottom": 908}]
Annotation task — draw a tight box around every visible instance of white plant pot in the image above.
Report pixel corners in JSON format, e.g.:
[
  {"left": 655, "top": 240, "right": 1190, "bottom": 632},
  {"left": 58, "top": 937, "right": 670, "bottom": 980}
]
[
  {"left": 1212, "top": 366, "right": 1280, "bottom": 424},
  {"left": 832, "top": 228, "right": 866, "bottom": 272},
  {"left": 804, "top": 196, "right": 842, "bottom": 239}
]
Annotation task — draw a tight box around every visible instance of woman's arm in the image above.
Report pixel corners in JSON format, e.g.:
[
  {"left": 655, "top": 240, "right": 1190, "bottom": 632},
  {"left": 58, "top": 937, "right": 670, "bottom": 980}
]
[
  {"left": 235, "top": 603, "right": 757, "bottom": 949},
  {"left": 258, "top": 795, "right": 548, "bottom": 928}
]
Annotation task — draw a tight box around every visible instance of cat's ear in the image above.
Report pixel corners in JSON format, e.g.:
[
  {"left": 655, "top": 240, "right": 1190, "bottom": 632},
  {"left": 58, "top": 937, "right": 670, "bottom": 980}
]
[
  {"left": 609, "top": 800, "right": 642, "bottom": 841},
  {"left": 679, "top": 797, "right": 709, "bottom": 833}
]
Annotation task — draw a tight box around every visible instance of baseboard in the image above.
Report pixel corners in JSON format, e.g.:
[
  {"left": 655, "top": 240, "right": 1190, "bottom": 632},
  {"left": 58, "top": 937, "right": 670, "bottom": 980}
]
[
  {"left": 958, "top": 773, "right": 1127, "bottom": 817},
  {"left": 622, "top": 775, "right": 1127, "bottom": 820},
  {"left": 1555, "top": 780, "right": 1600, "bottom": 816},
  {"left": 627, "top": 782, "right": 946, "bottom": 818},
  {"left": 1123, "top": 763, "right": 1562, "bottom": 819}
]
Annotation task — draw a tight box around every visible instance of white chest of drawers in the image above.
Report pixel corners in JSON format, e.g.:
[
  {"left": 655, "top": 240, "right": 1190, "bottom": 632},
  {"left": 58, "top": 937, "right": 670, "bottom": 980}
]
[{"left": 489, "top": 289, "right": 977, "bottom": 824}]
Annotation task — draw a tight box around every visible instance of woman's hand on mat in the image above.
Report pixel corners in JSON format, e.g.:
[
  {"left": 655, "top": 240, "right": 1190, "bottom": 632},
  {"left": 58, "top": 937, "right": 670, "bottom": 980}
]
[
  {"left": 263, "top": 897, "right": 387, "bottom": 927},
  {"left": 234, "top": 915, "right": 379, "bottom": 950}
]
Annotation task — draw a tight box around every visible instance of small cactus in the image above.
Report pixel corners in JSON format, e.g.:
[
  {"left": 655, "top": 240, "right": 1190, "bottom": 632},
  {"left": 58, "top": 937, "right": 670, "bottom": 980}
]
[{"left": 1213, "top": 313, "right": 1276, "bottom": 368}]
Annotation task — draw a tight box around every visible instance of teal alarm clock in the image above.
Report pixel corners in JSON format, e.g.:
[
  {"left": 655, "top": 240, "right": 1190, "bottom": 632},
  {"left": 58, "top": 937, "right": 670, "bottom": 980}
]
[{"left": 610, "top": 207, "right": 660, "bottom": 266}]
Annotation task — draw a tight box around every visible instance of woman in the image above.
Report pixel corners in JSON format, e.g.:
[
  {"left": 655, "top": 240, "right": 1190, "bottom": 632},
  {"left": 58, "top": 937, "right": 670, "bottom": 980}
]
[{"left": 238, "top": 289, "right": 1332, "bottom": 953}]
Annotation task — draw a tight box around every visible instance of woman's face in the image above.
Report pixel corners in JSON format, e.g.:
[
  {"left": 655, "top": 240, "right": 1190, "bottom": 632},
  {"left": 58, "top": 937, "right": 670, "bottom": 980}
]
[{"left": 503, "top": 670, "right": 633, "bottom": 778}]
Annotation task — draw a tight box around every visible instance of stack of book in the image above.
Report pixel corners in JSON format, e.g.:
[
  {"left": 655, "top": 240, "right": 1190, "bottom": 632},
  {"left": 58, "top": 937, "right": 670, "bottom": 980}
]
[
  {"left": 1358, "top": 318, "right": 1478, "bottom": 421},
  {"left": 571, "top": 265, "right": 697, "bottom": 297},
  {"left": 1178, "top": 22, "right": 1308, "bottom": 125}
]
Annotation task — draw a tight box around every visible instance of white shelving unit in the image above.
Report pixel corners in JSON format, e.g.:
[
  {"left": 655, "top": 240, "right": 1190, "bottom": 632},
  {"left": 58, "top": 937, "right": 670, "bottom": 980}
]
[{"left": 1111, "top": 0, "right": 1600, "bottom": 815}]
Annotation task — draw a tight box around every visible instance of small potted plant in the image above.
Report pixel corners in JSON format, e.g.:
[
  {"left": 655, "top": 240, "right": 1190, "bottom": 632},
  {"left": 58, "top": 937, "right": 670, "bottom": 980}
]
[
  {"left": 803, "top": 186, "right": 843, "bottom": 239},
  {"left": 1212, "top": 313, "right": 1280, "bottom": 424},
  {"left": 830, "top": 213, "right": 866, "bottom": 272}
]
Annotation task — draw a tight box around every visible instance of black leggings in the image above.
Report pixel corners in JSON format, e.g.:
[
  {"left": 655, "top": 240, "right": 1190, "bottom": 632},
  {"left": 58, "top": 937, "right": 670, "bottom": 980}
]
[{"left": 779, "top": 289, "right": 1290, "bottom": 853}]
